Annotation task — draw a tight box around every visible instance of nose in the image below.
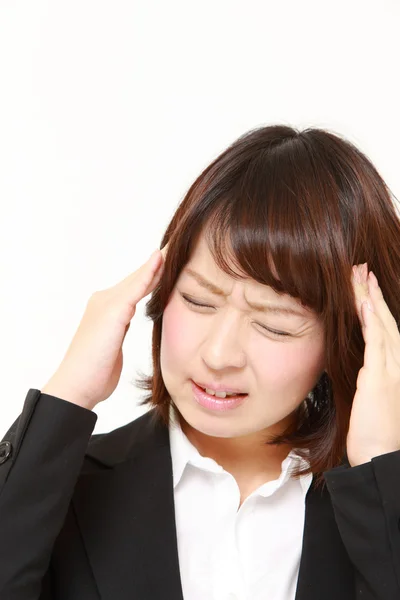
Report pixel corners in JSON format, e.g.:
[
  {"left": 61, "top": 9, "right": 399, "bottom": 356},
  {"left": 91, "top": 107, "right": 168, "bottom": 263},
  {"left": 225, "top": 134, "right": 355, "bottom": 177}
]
[{"left": 200, "top": 312, "right": 246, "bottom": 371}]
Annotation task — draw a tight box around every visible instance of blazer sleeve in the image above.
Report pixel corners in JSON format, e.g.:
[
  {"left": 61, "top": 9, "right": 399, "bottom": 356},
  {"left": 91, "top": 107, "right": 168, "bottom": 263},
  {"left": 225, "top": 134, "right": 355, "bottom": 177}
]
[
  {"left": 0, "top": 389, "right": 97, "bottom": 600},
  {"left": 324, "top": 450, "right": 400, "bottom": 600}
]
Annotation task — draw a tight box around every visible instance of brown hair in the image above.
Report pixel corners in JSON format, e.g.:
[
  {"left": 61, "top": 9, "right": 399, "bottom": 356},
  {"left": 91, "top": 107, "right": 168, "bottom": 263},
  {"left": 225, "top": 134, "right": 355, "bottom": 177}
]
[{"left": 134, "top": 124, "right": 400, "bottom": 489}]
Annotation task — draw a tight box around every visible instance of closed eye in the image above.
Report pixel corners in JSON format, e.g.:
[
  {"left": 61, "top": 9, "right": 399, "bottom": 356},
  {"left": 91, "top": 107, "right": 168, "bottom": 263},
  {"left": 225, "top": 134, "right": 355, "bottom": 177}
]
[{"left": 180, "top": 293, "right": 292, "bottom": 338}]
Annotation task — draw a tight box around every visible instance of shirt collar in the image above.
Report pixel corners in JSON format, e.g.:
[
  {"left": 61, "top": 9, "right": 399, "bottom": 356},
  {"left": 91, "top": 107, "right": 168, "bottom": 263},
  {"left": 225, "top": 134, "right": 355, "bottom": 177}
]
[{"left": 168, "top": 404, "right": 312, "bottom": 495}]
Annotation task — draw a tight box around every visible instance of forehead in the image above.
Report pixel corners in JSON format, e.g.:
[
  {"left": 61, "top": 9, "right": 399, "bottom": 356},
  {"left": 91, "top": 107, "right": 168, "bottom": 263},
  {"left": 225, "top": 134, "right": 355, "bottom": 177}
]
[
  {"left": 181, "top": 234, "right": 315, "bottom": 319},
  {"left": 185, "top": 232, "right": 278, "bottom": 288}
]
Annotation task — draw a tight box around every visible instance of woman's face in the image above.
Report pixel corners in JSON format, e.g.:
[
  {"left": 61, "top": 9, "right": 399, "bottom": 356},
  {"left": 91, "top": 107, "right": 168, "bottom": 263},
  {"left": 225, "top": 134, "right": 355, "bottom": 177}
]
[{"left": 160, "top": 234, "right": 326, "bottom": 440}]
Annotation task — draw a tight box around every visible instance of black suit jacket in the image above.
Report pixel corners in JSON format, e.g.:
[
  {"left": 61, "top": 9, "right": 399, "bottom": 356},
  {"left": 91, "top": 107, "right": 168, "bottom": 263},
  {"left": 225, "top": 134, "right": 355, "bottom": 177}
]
[{"left": 1, "top": 389, "right": 400, "bottom": 599}]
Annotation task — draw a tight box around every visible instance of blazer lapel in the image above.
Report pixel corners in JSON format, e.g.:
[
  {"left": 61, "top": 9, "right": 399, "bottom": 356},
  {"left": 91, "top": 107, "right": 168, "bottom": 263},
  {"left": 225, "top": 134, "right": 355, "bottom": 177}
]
[
  {"left": 73, "top": 409, "right": 185, "bottom": 600},
  {"left": 295, "top": 476, "right": 354, "bottom": 600},
  {"left": 73, "top": 408, "right": 354, "bottom": 600}
]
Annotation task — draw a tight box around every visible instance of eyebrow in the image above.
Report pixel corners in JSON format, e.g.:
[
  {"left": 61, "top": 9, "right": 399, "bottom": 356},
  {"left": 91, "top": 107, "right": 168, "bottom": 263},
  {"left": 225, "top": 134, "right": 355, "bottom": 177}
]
[{"left": 183, "top": 268, "right": 307, "bottom": 318}]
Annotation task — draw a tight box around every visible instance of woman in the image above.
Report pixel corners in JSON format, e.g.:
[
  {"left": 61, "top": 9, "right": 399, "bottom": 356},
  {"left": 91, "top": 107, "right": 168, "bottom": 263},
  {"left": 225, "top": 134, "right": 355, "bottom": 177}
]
[{"left": 1, "top": 125, "right": 400, "bottom": 600}]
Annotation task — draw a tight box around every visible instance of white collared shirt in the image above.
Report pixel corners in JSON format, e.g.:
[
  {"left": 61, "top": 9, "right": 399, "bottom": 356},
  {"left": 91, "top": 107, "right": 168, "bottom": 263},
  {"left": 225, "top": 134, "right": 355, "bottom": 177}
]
[{"left": 168, "top": 405, "right": 313, "bottom": 600}]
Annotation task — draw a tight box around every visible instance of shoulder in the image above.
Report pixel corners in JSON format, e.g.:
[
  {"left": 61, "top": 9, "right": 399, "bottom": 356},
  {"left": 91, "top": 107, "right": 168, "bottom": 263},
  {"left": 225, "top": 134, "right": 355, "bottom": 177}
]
[{"left": 82, "top": 407, "right": 169, "bottom": 472}]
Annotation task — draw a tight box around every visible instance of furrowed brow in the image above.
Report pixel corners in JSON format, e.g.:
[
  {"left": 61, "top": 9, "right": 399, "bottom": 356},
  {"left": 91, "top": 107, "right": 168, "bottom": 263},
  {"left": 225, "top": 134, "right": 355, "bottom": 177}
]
[{"left": 183, "top": 268, "right": 307, "bottom": 318}]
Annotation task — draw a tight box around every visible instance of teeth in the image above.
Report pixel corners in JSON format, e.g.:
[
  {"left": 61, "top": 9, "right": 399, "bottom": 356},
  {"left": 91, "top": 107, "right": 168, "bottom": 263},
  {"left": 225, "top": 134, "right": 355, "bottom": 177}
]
[{"left": 204, "top": 387, "right": 237, "bottom": 398}]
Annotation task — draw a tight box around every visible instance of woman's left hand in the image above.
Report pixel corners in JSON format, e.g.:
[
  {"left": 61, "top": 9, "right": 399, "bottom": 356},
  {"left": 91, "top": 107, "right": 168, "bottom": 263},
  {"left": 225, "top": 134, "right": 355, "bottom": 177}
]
[{"left": 347, "top": 263, "right": 400, "bottom": 467}]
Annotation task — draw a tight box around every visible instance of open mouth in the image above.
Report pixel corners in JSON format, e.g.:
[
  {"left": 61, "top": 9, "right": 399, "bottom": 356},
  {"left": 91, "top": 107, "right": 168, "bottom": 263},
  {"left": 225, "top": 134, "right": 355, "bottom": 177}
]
[
  {"left": 191, "top": 380, "right": 249, "bottom": 411},
  {"left": 194, "top": 381, "right": 248, "bottom": 398}
]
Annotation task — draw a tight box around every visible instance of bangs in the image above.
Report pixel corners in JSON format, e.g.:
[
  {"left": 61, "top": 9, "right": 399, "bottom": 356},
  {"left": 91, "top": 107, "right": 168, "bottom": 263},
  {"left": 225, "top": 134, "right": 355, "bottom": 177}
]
[{"left": 199, "top": 149, "right": 333, "bottom": 318}]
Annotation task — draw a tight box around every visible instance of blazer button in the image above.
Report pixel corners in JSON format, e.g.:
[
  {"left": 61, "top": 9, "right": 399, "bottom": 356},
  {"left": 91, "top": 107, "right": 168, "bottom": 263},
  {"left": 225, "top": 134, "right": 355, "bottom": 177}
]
[{"left": 0, "top": 441, "right": 13, "bottom": 465}]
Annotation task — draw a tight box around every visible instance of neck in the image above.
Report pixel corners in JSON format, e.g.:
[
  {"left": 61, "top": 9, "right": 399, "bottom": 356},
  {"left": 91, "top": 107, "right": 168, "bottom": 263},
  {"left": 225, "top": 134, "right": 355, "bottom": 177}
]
[{"left": 177, "top": 411, "right": 294, "bottom": 480}]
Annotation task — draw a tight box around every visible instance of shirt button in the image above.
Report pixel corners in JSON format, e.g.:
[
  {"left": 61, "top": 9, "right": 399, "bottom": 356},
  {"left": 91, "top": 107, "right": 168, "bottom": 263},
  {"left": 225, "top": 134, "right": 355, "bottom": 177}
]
[{"left": 0, "top": 441, "right": 13, "bottom": 465}]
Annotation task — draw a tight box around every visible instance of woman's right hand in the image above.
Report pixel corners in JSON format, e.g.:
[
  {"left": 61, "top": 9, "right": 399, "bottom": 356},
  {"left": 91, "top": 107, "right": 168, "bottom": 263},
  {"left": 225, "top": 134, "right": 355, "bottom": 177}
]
[{"left": 41, "top": 244, "right": 168, "bottom": 410}]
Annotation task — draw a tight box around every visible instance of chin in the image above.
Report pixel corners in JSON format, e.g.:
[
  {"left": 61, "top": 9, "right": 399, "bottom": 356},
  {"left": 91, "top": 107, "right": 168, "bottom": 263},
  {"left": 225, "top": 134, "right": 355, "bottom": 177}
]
[{"left": 179, "top": 404, "right": 250, "bottom": 438}]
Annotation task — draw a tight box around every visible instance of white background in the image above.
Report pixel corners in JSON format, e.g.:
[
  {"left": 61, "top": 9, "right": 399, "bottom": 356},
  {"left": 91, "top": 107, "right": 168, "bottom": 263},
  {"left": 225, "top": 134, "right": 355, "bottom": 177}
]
[{"left": 0, "top": 0, "right": 399, "bottom": 434}]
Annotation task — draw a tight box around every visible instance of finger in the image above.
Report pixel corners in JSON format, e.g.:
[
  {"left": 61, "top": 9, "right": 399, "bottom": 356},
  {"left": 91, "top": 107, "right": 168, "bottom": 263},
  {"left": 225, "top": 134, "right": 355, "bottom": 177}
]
[
  {"left": 361, "top": 297, "right": 386, "bottom": 372},
  {"left": 117, "top": 251, "right": 164, "bottom": 305},
  {"left": 160, "top": 241, "right": 169, "bottom": 260},
  {"left": 352, "top": 264, "right": 385, "bottom": 372},
  {"left": 120, "top": 249, "right": 163, "bottom": 285},
  {"left": 367, "top": 272, "right": 400, "bottom": 342},
  {"left": 352, "top": 265, "right": 372, "bottom": 328}
]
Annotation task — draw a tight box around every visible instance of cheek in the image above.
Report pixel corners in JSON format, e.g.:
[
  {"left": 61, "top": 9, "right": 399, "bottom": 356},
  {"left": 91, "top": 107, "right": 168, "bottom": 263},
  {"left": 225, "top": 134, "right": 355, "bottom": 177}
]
[
  {"left": 160, "top": 298, "right": 192, "bottom": 367},
  {"left": 252, "top": 338, "right": 325, "bottom": 388}
]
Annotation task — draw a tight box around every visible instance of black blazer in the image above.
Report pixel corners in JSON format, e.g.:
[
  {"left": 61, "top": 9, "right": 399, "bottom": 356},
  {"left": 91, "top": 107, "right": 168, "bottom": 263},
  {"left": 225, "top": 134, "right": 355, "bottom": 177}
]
[{"left": 1, "top": 389, "right": 400, "bottom": 600}]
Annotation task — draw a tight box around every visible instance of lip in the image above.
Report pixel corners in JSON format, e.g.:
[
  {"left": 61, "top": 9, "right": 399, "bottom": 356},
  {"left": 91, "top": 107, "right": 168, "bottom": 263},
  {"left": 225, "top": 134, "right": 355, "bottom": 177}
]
[
  {"left": 192, "top": 380, "right": 247, "bottom": 394},
  {"left": 191, "top": 380, "right": 248, "bottom": 412}
]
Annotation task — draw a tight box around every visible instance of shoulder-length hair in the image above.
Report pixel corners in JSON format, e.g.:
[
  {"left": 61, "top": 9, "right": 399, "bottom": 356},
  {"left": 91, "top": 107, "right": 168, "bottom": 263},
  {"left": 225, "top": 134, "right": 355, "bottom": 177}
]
[{"left": 134, "top": 124, "right": 400, "bottom": 489}]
